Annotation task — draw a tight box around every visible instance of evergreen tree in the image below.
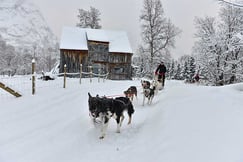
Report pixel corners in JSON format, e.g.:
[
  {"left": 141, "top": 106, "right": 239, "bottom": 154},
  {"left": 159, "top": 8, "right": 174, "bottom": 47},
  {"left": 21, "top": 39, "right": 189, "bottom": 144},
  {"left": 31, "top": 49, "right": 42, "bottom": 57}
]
[
  {"left": 168, "top": 60, "right": 175, "bottom": 79},
  {"left": 182, "top": 61, "right": 189, "bottom": 80},
  {"left": 188, "top": 56, "right": 196, "bottom": 80},
  {"left": 174, "top": 63, "right": 182, "bottom": 80}
]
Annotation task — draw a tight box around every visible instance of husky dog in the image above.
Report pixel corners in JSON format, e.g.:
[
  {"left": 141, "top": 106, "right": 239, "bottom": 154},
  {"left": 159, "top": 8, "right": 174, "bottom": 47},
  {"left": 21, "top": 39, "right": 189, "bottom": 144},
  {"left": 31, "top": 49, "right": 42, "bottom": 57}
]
[
  {"left": 124, "top": 86, "right": 137, "bottom": 101},
  {"left": 142, "top": 86, "right": 156, "bottom": 106},
  {"left": 141, "top": 80, "right": 155, "bottom": 106},
  {"left": 88, "top": 93, "right": 134, "bottom": 139},
  {"left": 151, "top": 79, "right": 160, "bottom": 95},
  {"left": 141, "top": 80, "right": 151, "bottom": 89}
]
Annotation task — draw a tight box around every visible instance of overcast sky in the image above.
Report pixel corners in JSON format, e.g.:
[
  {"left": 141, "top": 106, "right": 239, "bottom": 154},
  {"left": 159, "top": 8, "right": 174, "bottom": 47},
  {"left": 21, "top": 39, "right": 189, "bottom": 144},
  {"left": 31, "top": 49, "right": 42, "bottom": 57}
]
[{"left": 30, "top": 0, "right": 221, "bottom": 59}]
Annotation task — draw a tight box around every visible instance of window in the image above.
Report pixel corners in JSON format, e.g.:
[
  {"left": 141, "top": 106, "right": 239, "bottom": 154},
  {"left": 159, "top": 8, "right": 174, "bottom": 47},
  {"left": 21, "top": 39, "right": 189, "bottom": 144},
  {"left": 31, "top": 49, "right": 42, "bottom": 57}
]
[{"left": 113, "top": 67, "right": 124, "bottom": 74}]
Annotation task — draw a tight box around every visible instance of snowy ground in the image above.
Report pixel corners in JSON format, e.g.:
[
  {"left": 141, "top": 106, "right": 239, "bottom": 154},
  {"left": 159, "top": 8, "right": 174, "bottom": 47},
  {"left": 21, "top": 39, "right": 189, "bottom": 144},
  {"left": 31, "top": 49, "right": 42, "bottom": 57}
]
[{"left": 0, "top": 77, "right": 243, "bottom": 162}]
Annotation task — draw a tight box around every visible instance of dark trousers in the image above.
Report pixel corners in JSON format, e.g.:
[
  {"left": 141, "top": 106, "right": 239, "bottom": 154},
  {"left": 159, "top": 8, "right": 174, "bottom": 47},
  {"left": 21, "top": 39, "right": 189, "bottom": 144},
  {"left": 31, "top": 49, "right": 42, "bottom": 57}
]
[{"left": 158, "top": 74, "right": 165, "bottom": 86}]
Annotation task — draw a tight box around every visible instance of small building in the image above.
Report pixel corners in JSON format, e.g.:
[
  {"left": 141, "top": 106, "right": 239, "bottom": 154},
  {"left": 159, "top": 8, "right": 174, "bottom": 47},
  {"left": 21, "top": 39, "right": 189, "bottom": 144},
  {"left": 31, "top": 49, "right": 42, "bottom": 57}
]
[{"left": 59, "top": 27, "right": 133, "bottom": 80}]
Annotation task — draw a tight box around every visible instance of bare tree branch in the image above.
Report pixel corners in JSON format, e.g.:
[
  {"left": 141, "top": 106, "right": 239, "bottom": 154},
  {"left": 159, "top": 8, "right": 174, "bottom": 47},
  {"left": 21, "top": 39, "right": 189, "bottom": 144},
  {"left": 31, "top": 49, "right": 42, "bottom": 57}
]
[{"left": 218, "top": 0, "right": 243, "bottom": 8}]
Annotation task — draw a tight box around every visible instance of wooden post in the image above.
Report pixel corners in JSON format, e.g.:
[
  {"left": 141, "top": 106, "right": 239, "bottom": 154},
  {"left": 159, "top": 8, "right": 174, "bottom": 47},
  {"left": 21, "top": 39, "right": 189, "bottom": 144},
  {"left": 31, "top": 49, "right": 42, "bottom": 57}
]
[
  {"left": 98, "top": 68, "right": 101, "bottom": 83},
  {"left": 63, "top": 64, "right": 66, "bottom": 88},
  {"left": 103, "top": 74, "right": 105, "bottom": 82},
  {"left": 89, "top": 66, "right": 92, "bottom": 83},
  {"left": 32, "top": 59, "right": 35, "bottom": 95},
  {"left": 0, "top": 82, "right": 22, "bottom": 97},
  {"left": 80, "top": 64, "right": 82, "bottom": 84}
]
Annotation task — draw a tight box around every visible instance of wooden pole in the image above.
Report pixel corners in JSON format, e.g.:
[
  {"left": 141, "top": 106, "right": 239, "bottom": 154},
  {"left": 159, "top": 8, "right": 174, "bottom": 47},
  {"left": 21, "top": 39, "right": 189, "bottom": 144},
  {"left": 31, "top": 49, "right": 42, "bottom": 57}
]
[
  {"left": 63, "top": 64, "right": 66, "bottom": 88},
  {"left": 98, "top": 68, "right": 100, "bottom": 83},
  {"left": 89, "top": 66, "right": 92, "bottom": 83},
  {"left": 0, "top": 82, "right": 22, "bottom": 97},
  {"left": 32, "top": 59, "right": 35, "bottom": 95},
  {"left": 80, "top": 64, "right": 82, "bottom": 84}
]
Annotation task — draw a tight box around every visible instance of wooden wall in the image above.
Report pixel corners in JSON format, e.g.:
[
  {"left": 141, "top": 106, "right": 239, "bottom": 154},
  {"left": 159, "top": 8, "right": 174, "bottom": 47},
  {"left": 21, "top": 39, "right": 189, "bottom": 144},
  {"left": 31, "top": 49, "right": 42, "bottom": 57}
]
[
  {"left": 59, "top": 49, "right": 88, "bottom": 73},
  {"left": 108, "top": 52, "right": 132, "bottom": 80}
]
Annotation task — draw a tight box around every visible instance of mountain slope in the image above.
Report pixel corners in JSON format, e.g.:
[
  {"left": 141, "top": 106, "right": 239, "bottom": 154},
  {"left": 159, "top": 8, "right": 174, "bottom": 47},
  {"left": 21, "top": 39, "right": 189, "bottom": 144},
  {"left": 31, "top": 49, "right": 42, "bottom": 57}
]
[{"left": 0, "top": 0, "right": 58, "bottom": 53}]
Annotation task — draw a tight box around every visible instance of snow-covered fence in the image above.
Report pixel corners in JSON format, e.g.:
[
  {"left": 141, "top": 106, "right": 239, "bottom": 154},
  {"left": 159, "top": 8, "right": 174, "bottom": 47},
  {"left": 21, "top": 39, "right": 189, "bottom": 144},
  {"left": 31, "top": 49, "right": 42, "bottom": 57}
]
[
  {"left": 0, "top": 63, "right": 109, "bottom": 99},
  {"left": 60, "top": 64, "right": 109, "bottom": 88},
  {"left": 40, "top": 64, "right": 109, "bottom": 91}
]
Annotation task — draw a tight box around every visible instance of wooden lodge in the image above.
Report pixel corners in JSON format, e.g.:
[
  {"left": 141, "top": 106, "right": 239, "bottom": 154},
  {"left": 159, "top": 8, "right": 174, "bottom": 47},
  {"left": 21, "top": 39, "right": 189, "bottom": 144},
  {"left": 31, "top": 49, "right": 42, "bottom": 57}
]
[{"left": 59, "top": 27, "right": 133, "bottom": 80}]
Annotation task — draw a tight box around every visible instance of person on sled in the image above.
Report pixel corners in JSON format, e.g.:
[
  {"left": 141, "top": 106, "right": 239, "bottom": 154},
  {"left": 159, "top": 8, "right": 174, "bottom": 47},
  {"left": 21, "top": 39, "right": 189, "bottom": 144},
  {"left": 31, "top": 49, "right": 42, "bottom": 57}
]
[
  {"left": 155, "top": 61, "right": 167, "bottom": 88},
  {"left": 193, "top": 73, "right": 200, "bottom": 84}
]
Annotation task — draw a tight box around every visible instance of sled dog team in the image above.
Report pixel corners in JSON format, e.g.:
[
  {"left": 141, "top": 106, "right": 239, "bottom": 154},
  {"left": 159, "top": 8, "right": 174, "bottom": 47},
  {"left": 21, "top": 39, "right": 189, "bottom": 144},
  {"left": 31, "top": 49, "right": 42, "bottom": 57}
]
[{"left": 88, "top": 79, "right": 163, "bottom": 139}]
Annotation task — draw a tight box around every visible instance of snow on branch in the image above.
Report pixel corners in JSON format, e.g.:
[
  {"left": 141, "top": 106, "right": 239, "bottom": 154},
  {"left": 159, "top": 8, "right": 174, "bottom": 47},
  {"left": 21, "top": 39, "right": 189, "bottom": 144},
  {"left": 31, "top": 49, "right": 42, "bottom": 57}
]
[{"left": 218, "top": 0, "right": 243, "bottom": 8}]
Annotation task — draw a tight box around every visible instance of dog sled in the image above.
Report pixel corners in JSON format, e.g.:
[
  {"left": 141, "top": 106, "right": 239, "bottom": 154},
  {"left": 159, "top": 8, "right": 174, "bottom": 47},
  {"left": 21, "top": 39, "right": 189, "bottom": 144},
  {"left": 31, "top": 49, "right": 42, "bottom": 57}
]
[
  {"left": 154, "top": 74, "right": 164, "bottom": 90},
  {"left": 41, "top": 62, "right": 59, "bottom": 81}
]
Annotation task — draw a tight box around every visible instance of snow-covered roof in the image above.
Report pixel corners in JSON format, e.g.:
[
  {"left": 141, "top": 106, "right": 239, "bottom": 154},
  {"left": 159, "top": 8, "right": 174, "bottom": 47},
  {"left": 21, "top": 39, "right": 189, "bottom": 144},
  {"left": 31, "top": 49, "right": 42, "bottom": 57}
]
[
  {"left": 59, "top": 27, "right": 88, "bottom": 50},
  {"left": 86, "top": 29, "right": 109, "bottom": 43},
  {"left": 105, "top": 30, "right": 133, "bottom": 53},
  {"left": 60, "top": 27, "right": 133, "bottom": 53}
]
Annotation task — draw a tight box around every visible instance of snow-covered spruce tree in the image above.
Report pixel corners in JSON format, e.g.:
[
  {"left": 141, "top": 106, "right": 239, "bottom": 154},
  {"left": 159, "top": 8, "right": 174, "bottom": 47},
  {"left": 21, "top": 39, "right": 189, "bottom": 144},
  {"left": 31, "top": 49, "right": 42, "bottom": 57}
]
[
  {"left": 77, "top": 6, "right": 102, "bottom": 29},
  {"left": 139, "top": 0, "right": 180, "bottom": 78},
  {"left": 168, "top": 59, "right": 175, "bottom": 79},
  {"left": 181, "top": 61, "right": 189, "bottom": 80},
  {"left": 188, "top": 56, "right": 196, "bottom": 80},
  {"left": 174, "top": 63, "right": 182, "bottom": 80},
  {"left": 177, "top": 55, "right": 194, "bottom": 81}
]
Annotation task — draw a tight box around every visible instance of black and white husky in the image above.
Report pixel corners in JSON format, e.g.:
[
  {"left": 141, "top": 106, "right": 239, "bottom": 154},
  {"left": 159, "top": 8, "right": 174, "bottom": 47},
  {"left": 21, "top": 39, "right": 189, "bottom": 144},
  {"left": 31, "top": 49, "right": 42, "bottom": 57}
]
[
  {"left": 141, "top": 81, "right": 155, "bottom": 106},
  {"left": 88, "top": 93, "right": 134, "bottom": 139},
  {"left": 142, "top": 86, "right": 155, "bottom": 106}
]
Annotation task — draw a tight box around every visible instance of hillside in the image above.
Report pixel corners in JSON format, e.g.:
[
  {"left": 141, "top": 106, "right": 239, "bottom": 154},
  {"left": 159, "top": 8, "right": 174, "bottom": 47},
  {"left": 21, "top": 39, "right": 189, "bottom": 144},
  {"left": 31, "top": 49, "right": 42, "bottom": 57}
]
[{"left": 0, "top": 0, "right": 58, "bottom": 54}]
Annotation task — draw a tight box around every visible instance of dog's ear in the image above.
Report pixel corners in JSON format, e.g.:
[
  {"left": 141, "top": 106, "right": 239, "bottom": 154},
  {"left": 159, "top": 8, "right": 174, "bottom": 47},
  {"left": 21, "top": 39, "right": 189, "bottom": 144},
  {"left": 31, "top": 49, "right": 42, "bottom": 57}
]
[{"left": 88, "top": 92, "right": 92, "bottom": 98}]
